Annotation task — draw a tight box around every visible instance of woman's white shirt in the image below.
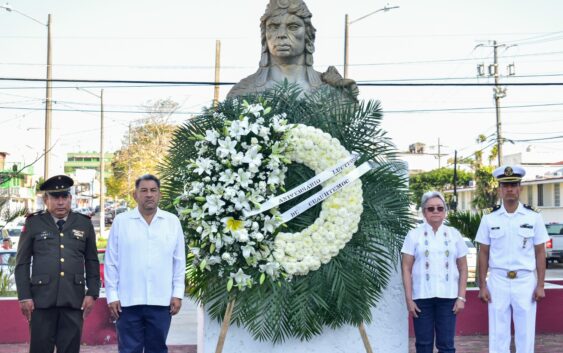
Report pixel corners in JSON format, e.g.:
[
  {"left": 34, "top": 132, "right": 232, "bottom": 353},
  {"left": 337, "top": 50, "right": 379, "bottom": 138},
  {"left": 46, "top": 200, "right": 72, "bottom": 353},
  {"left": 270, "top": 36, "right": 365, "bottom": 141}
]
[{"left": 401, "top": 222, "right": 469, "bottom": 300}]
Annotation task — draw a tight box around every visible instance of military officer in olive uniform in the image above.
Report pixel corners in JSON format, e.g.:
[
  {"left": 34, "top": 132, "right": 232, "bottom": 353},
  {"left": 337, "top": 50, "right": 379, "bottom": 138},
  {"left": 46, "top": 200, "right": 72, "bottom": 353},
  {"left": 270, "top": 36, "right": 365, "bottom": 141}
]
[
  {"left": 476, "top": 165, "right": 549, "bottom": 353},
  {"left": 15, "top": 175, "right": 100, "bottom": 353}
]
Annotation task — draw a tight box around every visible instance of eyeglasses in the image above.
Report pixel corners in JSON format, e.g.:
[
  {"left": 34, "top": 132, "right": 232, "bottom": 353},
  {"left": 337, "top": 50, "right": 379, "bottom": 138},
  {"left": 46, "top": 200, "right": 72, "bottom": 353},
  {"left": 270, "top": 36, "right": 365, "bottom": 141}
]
[{"left": 425, "top": 206, "right": 445, "bottom": 212}]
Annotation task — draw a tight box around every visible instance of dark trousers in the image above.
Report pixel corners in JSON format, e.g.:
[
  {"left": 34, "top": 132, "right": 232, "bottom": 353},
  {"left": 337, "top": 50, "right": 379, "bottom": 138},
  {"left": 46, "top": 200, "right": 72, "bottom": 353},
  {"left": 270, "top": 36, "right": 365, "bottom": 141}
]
[
  {"left": 413, "top": 298, "right": 457, "bottom": 353},
  {"left": 116, "top": 305, "right": 171, "bottom": 353},
  {"left": 29, "top": 307, "right": 83, "bottom": 353}
]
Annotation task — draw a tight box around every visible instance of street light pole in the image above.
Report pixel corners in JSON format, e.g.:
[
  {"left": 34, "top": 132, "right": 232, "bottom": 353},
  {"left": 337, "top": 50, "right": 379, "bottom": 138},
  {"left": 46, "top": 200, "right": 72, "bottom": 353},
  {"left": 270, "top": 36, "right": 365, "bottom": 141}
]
[
  {"left": 343, "top": 4, "right": 399, "bottom": 78},
  {"left": 76, "top": 88, "right": 105, "bottom": 237},
  {"left": 1, "top": 4, "right": 52, "bottom": 179}
]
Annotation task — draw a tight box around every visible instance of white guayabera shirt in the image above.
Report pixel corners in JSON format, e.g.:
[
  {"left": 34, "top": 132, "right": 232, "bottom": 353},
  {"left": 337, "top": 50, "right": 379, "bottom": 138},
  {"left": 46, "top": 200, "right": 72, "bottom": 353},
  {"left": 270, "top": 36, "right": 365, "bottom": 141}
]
[
  {"left": 401, "top": 222, "right": 468, "bottom": 300},
  {"left": 105, "top": 207, "right": 186, "bottom": 306}
]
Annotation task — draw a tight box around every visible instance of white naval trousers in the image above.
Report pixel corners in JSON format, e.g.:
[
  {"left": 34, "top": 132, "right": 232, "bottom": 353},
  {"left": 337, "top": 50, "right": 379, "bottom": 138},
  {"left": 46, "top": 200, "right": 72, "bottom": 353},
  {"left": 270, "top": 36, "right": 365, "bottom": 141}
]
[{"left": 487, "top": 269, "right": 537, "bottom": 353}]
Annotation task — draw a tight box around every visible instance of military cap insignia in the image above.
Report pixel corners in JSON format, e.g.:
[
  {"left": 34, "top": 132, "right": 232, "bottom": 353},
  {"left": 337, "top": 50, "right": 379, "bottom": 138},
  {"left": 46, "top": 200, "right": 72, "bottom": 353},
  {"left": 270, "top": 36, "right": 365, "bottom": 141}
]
[{"left": 504, "top": 166, "right": 513, "bottom": 176}]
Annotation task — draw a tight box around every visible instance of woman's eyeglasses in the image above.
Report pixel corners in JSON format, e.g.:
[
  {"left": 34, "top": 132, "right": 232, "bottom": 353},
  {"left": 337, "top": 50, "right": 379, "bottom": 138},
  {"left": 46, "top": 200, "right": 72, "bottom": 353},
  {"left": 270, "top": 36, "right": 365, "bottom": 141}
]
[{"left": 425, "top": 206, "right": 445, "bottom": 212}]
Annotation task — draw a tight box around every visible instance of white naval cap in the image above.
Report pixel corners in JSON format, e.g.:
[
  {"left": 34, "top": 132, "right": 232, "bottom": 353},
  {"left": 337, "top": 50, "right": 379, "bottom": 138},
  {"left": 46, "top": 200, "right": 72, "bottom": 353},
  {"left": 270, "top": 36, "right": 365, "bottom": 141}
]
[{"left": 492, "top": 165, "right": 526, "bottom": 183}]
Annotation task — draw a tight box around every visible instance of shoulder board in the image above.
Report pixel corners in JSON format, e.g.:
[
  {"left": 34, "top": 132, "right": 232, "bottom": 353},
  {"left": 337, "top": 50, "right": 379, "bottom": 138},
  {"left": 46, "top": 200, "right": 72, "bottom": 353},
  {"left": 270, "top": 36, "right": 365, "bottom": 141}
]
[
  {"left": 523, "top": 204, "right": 540, "bottom": 213},
  {"left": 483, "top": 205, "right": 501, "bottom": 215},
  {"left": 26, "top": 210, "right": 44, "bottom": 219},
  {"left": 74, "top": 212, "right": 92, "bottom": 219}
]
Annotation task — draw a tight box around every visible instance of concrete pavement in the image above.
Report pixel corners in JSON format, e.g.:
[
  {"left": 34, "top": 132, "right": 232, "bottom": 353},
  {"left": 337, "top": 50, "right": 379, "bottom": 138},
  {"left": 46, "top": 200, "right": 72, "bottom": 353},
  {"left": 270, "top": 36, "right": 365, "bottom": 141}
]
[{"left": 2, "top": 335, "right": 563, "bottom": 352}]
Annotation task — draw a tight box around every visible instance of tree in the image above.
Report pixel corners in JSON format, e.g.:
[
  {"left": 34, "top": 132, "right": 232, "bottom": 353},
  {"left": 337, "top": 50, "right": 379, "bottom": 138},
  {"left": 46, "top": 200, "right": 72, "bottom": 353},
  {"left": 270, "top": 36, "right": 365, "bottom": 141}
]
[
  {"left": 409, "top": 167, "right": 473, "bottom": 209},
  {"left": 106, "top": 99, "right": 179, "bottom": 205},
  {"left": 472, "top": 165, "right": 498, "bottom": 209}
]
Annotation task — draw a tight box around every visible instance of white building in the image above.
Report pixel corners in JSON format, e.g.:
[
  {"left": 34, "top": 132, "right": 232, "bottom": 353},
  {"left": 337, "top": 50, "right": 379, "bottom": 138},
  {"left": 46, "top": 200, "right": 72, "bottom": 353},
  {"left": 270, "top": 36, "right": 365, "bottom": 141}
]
[{"left": 451, "top": 151, "right": 563, "bottom": 223}]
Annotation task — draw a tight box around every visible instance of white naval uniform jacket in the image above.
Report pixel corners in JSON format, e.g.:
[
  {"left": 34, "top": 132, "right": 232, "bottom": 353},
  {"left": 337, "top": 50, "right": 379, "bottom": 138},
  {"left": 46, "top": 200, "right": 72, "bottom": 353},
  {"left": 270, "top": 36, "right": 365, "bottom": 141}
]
[{"left": 475, "top": 202, "right": 549, "bottom": 271}]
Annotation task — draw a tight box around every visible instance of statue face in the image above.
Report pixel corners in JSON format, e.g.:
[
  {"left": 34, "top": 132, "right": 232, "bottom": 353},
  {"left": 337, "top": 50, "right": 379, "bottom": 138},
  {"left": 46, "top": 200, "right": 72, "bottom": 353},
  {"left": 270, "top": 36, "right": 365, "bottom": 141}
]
[{"left": 265, "top": 13, "right": 306, "bottom": 62}]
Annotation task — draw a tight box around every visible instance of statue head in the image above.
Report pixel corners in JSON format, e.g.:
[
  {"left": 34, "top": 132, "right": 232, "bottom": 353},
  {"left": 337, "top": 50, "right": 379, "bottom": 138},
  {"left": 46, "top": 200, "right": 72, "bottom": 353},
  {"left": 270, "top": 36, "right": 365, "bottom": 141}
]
[{"left": 259, "top": 0, "right": 316, "bottom": 67}]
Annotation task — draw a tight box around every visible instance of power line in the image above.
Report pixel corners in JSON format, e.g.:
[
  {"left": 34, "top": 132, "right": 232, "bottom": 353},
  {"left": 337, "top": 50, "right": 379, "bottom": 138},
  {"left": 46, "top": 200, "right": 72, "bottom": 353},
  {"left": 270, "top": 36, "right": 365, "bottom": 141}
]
[{"left": 2, "top": 77, "right": 563, "bottom": 86}]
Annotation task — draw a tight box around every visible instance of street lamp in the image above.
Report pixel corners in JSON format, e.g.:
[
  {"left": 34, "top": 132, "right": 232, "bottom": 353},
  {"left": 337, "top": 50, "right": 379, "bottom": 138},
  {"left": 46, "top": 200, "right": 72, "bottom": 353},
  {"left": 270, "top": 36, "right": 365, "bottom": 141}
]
[
  {"left": 76, "top": 88, "right": 105, "bottom": 238},
  {"left": 343, "top": 4, "right": 399, "bottom": 78},
  {"left": 1, "top": 3, "right": 52, "bottom": 180}
]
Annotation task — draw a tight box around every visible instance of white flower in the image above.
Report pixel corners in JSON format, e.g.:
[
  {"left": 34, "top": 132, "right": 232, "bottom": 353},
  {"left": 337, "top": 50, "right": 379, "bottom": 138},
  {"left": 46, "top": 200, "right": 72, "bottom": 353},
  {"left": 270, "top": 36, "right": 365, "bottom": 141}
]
[
  {"left": 242, "top": 145, "right": 263, "bottom": 171},
  {"left": 218, "top": 169, "right": 236, "bottom": 185},
  {"left": 232, "top": 191, "right": 251, "bottom": 211},
  {"left": 204, "top": 195, "right": 225, "bottom": 216},
  {"left": 230, "top": 268, "right": 252, "bottom": 287},
  {"left": 217, "top": 137, "right": 237, "bottom": 158},
  {"left": 259, "top": 262, "right": 280, "bottom": 277},
  {"left": 262, "top": 216, "right": 278, "bottom": 234},
  {"left": 241, "top": 244, "right": 256, "bottom": 258},
  {"left": 193, "top": 157, "right": 215, "bottom": 175},
  {"left": 231, "top": 152, "right": 245, "bottom": 166},
  {"left": 205, "top": 129, "right": 220, "bottom": 145},
  {"left": 244, "top": 103, "right": 264, "bottom": 117},
  {"left": 236, "top": 169, "right": 253, "bottom": 189},
  {"left": 229, "top": 117, "right": 250, "bottom": 139}
]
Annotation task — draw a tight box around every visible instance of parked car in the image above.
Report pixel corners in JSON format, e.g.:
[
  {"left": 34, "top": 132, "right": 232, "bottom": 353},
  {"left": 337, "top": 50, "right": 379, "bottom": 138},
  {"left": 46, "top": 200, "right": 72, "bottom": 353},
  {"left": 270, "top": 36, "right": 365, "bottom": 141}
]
[
  {"left": 546, "top": 223, "right": 563, "bottom": 267},
  {"left": 1, "top": 217, "right": 25, "bottom": 249},
  {"left": 0, "top": 249, "right": 17, "bottom": 292},
  {"left": 464, "top": 237, "right": 477, "bottom": 282}
]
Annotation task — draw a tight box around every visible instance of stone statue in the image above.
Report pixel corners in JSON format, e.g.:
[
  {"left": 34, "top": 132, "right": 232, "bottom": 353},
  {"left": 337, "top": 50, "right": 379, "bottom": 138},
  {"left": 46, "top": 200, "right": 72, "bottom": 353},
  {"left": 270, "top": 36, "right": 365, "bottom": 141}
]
[{"left": 227, "top": 0, "right": 358, "bottom": 100}]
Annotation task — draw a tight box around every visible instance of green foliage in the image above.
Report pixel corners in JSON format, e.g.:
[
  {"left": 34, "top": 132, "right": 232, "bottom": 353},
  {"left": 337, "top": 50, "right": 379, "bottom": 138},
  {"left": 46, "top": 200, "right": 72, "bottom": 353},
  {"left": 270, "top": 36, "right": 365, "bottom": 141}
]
[
  {"left": 96, "top": 237, "right": 108, "bottom": 250},
  {"left": 472, "top": 165, "right": 498, "bottom": 209},
  {"left": 446, "top": 210, "right": 482, "bottom": 242},
  {"left": 409, "top": 168, "right": 473, "bottom": 209},
  {"left": 107, "top": 99, "right": 179, "bottom": 206},
  {"left": 160, "top": 84, "right": 414, "bottom": 342}
]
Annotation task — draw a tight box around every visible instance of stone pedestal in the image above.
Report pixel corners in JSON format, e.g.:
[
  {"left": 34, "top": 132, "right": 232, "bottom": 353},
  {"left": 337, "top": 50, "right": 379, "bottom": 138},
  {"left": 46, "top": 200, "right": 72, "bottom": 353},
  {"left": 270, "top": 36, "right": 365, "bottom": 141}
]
[{"left": 198, "top": 266, "right": 407, "bottom": 353}]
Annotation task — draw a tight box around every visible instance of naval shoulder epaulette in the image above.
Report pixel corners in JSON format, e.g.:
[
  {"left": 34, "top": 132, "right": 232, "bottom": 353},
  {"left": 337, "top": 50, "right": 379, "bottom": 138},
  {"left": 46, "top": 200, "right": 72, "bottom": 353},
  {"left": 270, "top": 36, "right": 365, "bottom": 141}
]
[
  {"left": 483, "top": 205, "right": 501, "bottom": 214},
  {"left": 25, "top": 210, "right": 44, "bottom": 219},
  {"left": 523, "top": 204, "right": 540, "bottom": 213}
]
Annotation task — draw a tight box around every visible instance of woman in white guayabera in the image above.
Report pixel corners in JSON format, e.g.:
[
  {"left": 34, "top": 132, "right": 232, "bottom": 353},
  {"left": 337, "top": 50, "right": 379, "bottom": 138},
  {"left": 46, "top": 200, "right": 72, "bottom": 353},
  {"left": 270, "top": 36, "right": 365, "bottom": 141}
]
[{"left": 401, "top": 191, "right": 469, "bottom": 353}]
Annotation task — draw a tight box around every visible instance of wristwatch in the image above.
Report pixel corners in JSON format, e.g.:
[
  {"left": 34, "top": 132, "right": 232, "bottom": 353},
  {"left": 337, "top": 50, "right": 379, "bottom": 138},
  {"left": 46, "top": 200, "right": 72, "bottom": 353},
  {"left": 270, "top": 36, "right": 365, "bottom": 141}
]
[{"left": 457, "top": 296, "right": 466, "bottom": 302}]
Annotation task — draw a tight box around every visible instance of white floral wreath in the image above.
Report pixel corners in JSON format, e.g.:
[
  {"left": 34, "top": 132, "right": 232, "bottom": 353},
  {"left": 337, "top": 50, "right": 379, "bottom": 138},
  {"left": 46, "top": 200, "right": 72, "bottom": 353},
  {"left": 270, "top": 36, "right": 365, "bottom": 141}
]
[
  {"left": 177, "top": 102, "right": 363, "bottom": 290},
  {"left": 274, "top": 124, "right": 363, "bottom": 276}
]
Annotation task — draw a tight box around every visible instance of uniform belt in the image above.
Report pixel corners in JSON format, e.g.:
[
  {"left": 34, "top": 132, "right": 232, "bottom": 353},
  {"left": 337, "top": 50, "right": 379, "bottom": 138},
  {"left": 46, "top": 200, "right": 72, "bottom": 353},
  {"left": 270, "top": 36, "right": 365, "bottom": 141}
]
[{"left": 490, "top": 268, "right": 533, "bottom": 279}]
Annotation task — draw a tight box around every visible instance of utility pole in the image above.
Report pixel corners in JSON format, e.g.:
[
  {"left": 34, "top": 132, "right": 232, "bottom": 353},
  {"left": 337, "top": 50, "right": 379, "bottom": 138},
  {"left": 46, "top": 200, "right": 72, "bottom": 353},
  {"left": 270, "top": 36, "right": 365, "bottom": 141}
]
[
  {"left": 434, "top": 138, "right": 447, "bottom": 168},
  {"left": 44, "top": 14, "right": 52, "bottom": 179},
  {"left": 452, "top": 150, "right": 458, "bottom": 211},
  {"left": 99, "top": 89, "right": 105, "bottom": 237},
  {"left": 476, "top": 41, "right": 514, "bottom": 166},
  {"left": 213, "top": 40, "right": 221, "bottom": 107}
]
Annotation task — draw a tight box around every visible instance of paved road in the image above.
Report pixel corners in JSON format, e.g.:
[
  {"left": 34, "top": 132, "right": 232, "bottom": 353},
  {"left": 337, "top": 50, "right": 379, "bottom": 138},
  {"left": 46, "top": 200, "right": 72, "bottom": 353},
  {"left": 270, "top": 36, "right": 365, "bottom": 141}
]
[{"left": 547, "top": 261, "right": 563, "bottom": 279}]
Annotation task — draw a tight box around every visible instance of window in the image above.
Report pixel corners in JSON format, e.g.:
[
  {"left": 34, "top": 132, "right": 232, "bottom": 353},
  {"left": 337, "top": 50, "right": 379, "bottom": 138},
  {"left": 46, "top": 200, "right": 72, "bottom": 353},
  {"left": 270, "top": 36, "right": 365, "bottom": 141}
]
[
  {"left": 527, "top": 185, "right": 533, "bottom": 206},
  {"left": 555, "top": 183, "right": 561, "bottom": 207},
  {"left": 537, "top": 184, "right": 544, "bottom": 207}
]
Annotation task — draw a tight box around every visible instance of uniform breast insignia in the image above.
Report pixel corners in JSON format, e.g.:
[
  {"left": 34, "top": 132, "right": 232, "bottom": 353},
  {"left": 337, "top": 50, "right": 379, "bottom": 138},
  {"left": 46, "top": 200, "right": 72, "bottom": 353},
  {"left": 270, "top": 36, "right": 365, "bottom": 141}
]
[
  {"left": 39, "top": 231, "right": 51, "bottom": 239},
  {"left": 491, "top": 226, "right": 500, "bottom": 230},
  {"left": 72, "top": 229, "right": 85, "bottom": 239},
  {"left": 523, "top": 204, "right": 540, "bottom": 213},
  {"left": 520, "top": 223, "right": 533, "bottom": 229}
]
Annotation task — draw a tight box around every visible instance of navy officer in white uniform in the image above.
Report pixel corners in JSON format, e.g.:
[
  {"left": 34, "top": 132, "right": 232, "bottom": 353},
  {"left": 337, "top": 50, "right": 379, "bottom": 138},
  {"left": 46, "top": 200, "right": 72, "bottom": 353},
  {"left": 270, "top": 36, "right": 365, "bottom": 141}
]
[{"left": 476, "top": 165, "right": 549, "bottom": 353}]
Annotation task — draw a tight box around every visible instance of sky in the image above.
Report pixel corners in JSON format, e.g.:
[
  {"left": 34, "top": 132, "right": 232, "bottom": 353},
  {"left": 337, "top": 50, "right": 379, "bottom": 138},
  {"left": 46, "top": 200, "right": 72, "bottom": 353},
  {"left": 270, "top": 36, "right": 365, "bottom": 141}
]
[{"left": 1, "top": 0, "right": 563, "bottom": 177}]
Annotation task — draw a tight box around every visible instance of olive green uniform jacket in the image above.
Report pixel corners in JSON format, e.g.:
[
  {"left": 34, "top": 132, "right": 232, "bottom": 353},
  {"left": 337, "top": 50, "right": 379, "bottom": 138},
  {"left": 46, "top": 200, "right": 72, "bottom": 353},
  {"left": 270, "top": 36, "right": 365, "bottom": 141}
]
[{"left": 15, "top": 211, "right": 100, "bottom": 309}]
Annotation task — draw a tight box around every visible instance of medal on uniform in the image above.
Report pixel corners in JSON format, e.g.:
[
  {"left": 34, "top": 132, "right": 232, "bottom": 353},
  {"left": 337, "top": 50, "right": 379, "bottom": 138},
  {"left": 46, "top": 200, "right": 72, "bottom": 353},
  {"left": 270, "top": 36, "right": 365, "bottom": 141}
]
[
  {"left": 72, "top": 229, "right": 85, "bottom": 239},
  {"left": 522, "top": 238, "right": 527, "bottom": 248}
]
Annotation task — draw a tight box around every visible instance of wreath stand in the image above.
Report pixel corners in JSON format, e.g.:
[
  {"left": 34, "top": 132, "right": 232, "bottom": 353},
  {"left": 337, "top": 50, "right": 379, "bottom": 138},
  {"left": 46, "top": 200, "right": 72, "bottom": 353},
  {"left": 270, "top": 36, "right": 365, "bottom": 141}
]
[{"left": 214, "top": 299, "right": 374, "bottom": 353}]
